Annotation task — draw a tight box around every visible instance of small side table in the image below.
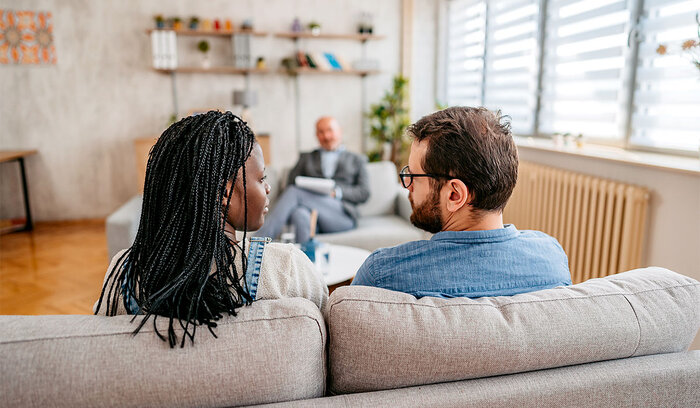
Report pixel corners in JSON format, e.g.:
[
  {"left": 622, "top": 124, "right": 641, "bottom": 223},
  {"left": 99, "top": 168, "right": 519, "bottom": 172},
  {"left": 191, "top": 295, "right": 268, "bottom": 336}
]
[{"left": 0, "top": 150, "right": 37, "bottom": 232}]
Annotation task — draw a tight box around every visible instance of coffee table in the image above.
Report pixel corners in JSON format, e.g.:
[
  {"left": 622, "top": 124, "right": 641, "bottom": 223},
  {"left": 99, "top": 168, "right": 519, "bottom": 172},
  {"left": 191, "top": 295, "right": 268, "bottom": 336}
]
[{"left": 316, "top": 244, "right": 371, "bottom": 287}]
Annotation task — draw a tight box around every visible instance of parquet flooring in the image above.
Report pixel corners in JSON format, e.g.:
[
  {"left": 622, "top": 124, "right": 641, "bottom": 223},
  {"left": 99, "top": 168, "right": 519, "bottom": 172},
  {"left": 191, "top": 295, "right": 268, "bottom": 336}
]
[{"left": 0, "top": 220, "right": 109, "bottom": 315}]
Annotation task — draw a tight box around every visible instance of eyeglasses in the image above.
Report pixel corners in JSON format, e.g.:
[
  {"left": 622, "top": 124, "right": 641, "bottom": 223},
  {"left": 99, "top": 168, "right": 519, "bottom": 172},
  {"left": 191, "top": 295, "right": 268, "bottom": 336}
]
[{"left": 399, "top": 165, "right": 454, "bottom": 188}]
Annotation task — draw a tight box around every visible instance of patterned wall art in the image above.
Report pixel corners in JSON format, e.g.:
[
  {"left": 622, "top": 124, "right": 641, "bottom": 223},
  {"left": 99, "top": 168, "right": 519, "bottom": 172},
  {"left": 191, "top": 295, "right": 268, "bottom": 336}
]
[{"left": 0, "top": 9, "right": 56, "bottom": 65}]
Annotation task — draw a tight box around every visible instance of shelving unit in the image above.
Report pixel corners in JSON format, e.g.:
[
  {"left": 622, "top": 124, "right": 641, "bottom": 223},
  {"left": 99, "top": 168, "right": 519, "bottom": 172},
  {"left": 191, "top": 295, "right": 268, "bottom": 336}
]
[
  {"left": 282, "top": 67, "right": 380, "bottom": 77},
  {"left": 274, "top": 32, "right": 385, "bottom": 42},
  {"left": 146, "top": 27, "right": 384, "bottom": 154},
  {"left": 147, "top": 28, "right": 269, "bottom": 37},
  {"left": 274, "top": 31, "right": 383, "bottom": 152},
  {"left": 154, "top": 67, "right": 268, "bottom": 75}
]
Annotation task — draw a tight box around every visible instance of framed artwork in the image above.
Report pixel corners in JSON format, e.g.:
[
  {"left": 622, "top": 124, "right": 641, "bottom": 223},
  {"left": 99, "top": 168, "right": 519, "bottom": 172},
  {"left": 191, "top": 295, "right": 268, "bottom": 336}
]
[{"left": 0, "top": 9, "right": 56, "bottom": 65}]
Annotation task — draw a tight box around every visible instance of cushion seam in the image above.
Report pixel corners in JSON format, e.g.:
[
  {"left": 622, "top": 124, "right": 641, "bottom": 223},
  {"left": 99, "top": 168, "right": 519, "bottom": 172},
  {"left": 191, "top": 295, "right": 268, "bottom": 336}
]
[
  {"left": 0, "top": 314, "right": 323, "bottom": 345},
  {"left": 329, "top": 282, "right": 699, "bottom": 311},
  {"left": 622, "top": 294, "right": 643, "bottom": 357}
]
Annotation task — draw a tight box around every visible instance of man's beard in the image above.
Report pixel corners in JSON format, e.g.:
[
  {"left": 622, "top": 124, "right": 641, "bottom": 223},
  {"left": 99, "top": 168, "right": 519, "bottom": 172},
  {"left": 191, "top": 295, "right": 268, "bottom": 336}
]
[{"left": 409, "top": 188, "right": 444, "bottom": 233}]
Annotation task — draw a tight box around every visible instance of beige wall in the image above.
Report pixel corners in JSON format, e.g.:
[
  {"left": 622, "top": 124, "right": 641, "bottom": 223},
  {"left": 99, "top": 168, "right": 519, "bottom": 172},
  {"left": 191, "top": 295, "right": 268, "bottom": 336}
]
[{"left": 2, "top": 0, "right": 443, "bottom": 220}]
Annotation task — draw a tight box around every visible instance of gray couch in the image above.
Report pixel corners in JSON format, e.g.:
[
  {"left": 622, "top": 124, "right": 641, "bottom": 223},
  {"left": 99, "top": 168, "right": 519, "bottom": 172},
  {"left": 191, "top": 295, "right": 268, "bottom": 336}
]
[
  {"left": 2, "top": 267, "right": 699, "bottom": 407},
  {"left": 106, "top": 161, "right": 428, "bottom": 259}
]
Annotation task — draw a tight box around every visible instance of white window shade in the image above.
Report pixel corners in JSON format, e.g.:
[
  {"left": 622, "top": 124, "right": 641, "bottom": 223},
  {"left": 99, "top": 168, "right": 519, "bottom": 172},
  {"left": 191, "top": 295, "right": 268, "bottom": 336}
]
[
  {"left": 446, "top": 0, "right": 487, "bottom": 107},
  {"left": 483, "top": 0, "right": 541, "bottom": 134},
  {"left": 630, "top": 0, "right": 700, "bottom": 153},
  {"left": 539, "top": 0, "right": 631, "bottom": 140}
]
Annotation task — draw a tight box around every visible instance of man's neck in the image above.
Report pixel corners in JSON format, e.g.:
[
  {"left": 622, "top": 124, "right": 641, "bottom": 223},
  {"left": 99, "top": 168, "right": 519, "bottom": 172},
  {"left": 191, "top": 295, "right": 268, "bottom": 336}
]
[{"left": 442, "top": 211, "right": 504, "bottom": 232}]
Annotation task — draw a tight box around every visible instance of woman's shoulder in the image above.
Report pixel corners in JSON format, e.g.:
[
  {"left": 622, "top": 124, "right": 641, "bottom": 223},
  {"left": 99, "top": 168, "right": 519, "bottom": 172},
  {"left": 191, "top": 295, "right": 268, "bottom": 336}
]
[{"left": 261, "top": 242, "right": 310, "bottom": 267}]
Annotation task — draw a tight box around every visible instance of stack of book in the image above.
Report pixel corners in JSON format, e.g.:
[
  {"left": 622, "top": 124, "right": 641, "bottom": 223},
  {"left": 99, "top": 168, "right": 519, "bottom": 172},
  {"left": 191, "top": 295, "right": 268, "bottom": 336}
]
[
  {"left": 232, "top": 33, "right": 251, "bottom": 69},
  {"left": 150, "top": 30, "right": 178, "bottom": 69},
  {"left": 295, "top": 51, "right": 349, "bottom": 71}
]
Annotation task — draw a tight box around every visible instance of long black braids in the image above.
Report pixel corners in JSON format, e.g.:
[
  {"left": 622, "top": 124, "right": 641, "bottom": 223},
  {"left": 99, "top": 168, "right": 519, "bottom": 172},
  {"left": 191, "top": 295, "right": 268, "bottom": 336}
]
[{"left": 95, "top": 111, "right": 257, "bottom": 347}]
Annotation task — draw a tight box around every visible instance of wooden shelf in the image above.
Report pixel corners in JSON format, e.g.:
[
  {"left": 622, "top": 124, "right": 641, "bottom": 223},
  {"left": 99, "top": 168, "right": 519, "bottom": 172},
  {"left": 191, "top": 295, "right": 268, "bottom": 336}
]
[
  {"left": 274, "top": 32, "right": 384, "bottom": 41},
  {"left": 147, "top": 28, "right": 268, "bottom": 37},
  {"left": 153, "top": 67, "right": 269, "bottom": 75},
  {"left": 282, "top": 67, "right": 380, "bottom": 77}
]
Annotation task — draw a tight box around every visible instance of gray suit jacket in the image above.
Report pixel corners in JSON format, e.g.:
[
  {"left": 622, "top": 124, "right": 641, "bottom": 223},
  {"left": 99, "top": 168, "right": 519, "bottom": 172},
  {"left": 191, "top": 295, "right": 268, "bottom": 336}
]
[{"left": 287, "top": 149, "right": 370, "bottom": 220}]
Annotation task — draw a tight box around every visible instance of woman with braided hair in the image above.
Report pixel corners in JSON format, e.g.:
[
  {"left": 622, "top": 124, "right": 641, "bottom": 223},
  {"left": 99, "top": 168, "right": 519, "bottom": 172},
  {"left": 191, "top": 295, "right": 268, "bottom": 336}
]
[{"left": 94, "top": 111, "right": 327, "bottom": 348}]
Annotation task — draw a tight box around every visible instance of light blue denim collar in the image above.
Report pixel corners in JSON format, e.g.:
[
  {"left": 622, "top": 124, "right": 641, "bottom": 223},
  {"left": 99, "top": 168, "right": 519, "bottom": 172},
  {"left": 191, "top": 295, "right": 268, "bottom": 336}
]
[{"left": 431, "top": 224, "right": 518, "bottom": 244}]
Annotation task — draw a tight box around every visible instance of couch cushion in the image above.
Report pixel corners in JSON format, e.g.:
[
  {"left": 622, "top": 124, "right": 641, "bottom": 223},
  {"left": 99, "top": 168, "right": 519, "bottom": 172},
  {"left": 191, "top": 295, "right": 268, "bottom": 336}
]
[
  {"left": 327, "top": 267, "right": 700, "bottom": 394},
  {"left": 357, "top": 161, "right": 400, "bottom": 217},
  {"left": 317, "top": 215, "right": 426, "bottom": 251},
  {"left": 0, "top": 298, "right": 326, "bottom": 408}
]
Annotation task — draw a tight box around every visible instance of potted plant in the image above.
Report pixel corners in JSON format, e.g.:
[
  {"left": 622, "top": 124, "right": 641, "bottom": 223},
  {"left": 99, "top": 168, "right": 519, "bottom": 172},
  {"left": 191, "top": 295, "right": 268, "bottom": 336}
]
[
  {"left": 154, "top": 15, "right": 165, "bottom": 29},
  {"left": 172, "top": 17, "right": 183, "bottom": 31},
  {"left": 188, "top": 17, "right": 199, "bottom": 30},
  {"left": 366, "top": 75, "right": 411, "bottom": 169},
  {"left": 197, "top": 40, "right": 211, "bottom": 69},
  {"left": 308, "top": 21, "right": 321, "bottom": 36}
]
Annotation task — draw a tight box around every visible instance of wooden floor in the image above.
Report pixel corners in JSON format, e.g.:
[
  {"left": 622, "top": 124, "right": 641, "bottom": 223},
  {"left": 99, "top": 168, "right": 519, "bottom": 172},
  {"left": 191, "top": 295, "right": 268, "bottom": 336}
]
[{"left": 0, "top": 220, "right": 109, "bottom": 315}]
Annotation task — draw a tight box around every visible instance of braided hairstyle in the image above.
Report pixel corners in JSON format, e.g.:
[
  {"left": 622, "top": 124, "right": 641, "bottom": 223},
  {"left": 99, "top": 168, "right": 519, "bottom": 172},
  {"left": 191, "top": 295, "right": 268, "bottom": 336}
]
[{"left": 95, "top": 111, "right": 257, "bottom": 347}]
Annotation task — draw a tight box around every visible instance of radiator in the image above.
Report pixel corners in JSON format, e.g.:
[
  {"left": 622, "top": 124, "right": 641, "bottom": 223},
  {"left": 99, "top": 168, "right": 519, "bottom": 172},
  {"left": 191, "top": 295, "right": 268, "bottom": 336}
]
[{"left": 503, "top": 161, "right": 650, "bottom": 283}]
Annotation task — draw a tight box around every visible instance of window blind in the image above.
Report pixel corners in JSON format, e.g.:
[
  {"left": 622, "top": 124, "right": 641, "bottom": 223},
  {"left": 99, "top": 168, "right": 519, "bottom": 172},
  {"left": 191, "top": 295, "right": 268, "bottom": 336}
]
[
  {"left": 631, "top": 0, "right": 700, "bottom": 153},
  {"left": 446, "top": 0, "right": 487, "bottom": 107},
  {"left": 483, "top": 0, "right": 541, "bottom": 134},
  {"left": 539, "top": 0, "right": 631, "bottom": 139}
]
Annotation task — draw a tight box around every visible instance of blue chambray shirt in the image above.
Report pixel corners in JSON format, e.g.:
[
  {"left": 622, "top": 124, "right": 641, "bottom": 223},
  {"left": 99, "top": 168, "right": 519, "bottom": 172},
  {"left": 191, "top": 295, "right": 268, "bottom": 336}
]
[{"left": 352, "top": 225, "right": 571, "bottom": 298}]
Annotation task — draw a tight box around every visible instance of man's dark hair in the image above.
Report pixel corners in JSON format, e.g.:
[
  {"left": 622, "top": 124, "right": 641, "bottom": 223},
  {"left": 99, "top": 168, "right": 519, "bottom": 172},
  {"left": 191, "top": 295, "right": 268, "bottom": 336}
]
[
  {"left": 407, "top": 106, "right": 518, "bottom": 212},
  {"left": 95, "top": 111, "right": 256, "bottom": 348}
]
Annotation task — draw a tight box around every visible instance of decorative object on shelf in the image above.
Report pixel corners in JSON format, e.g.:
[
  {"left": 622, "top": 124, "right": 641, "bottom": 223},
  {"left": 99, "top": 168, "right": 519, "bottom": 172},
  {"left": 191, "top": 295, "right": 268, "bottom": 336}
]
[
  {"left": 281, "top": 57, "right": 297, "bottom": 71},
  {"left": 202, "top": 18, "right": 212, "bottom": 31},
  {"left": 655, "top": 12, "right": 699, "bottom": 73},
  {"left": 214, "top": 19, "right": 221, "bottom": 31},
  {"left": 233, "top": 89, "right": 258, "bottom": 130},
  {"left": 172, "top": 17, "right": 183, "bottom": 31},
  {"left": 352, "top": 58, "right": 379, "bottom": 71},
  {"left": 0, "top": 9, "right": 57, "bottom": 65},
  {"left": 575, "top": 133, "right": 584, "bottom": 148},
  {"left": 232, "top": 33, "right": 251, "bottom": 68},
  {"left": 197, "top": 40, "right": 210, "bottom": 69},
  {"left": 241, "top": 19, "right": 254, "bottom": 31},
  {"left": 225, "top": 19, "right": 233, "bottom": 31},
  {"left": 256, "top": 56, "right": 266, "bottom": 69},
  {"left": 154, "top": 15, "right": 165, "bottom": 29},
  {"left": 291, "top": 17, "right": 302, "bottom": 32},
  {"left": 188, "top": 16, "right": 199, "bottom": 30},
  {"left": 308, "top": 21, "right": 321, "bottom": 36},
  {"left": 366, "top": 75, "right": 410, "bottom": 168},
  {"left": 357, "top": 12, "right": 374, "bottom": 34}
]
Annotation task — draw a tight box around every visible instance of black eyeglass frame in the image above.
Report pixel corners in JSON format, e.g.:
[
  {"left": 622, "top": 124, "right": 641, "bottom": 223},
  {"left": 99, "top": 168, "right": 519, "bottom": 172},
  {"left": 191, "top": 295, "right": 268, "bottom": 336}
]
[{"left": 399, "top": 165, "right": 454, "bottom": 188}]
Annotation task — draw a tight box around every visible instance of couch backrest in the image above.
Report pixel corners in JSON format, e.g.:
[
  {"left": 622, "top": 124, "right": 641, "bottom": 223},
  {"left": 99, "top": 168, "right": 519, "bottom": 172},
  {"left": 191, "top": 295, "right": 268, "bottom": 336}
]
[
  {"left": 1, "top": 298, "right": 326, "bottom": 408},
  {"left": 357, "top": 161, "right": 400, "bottom": 217},
  {"left": 327, "top": 267, "right": 700, "bottom": 394}
]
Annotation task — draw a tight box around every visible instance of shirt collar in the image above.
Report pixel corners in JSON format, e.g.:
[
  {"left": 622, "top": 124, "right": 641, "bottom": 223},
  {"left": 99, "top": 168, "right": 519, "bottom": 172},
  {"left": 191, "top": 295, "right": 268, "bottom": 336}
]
[
  {"left": 430, "top": 224, "right": 518, "bottom": 243},
  {"left": 320, "top": 145, "right": 345, "bottom": 153}
]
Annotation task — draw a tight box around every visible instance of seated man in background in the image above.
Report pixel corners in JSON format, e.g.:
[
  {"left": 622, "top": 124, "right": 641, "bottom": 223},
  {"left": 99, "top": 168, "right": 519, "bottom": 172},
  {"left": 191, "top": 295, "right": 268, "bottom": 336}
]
[
  {"left": 352, "top": 106, "right": 571, "bottom": 297},
  {"left": 255, "top": 116, "right": 370, "bottom": 243}
]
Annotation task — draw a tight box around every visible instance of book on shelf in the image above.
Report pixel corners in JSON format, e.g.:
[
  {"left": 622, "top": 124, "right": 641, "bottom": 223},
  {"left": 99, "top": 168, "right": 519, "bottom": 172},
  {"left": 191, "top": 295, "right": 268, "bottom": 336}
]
[
  {"left": 150, "top": 30, "right": 177, "bottom": 69},
  {"left": 311, "top": 52, "right": 332, "bottom": 71},
  {"left": 323, "top": 53, "right": 343, "bottom": 71},
  {"left": 232, "top": 33, "right": 251, "bottom": 69}
]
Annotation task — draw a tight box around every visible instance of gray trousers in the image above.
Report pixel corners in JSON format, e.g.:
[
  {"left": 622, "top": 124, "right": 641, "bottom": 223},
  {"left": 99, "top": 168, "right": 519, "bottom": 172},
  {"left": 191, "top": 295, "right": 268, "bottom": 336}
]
[{"left": 255, "top": 186, "right": 355, "bottom": 243}]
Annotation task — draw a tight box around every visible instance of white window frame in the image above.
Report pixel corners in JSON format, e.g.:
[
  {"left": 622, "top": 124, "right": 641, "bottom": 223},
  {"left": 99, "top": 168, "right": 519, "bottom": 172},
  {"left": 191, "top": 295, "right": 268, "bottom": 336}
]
[{"left": 440, "top": 0, "right": 700, "bottom": 158}]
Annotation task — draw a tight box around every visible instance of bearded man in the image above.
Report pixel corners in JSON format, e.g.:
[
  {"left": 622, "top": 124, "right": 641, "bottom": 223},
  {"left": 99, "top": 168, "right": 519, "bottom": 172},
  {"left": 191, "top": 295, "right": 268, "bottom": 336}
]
[{"left": 351, "top": 107, "right": 571, "bottom": 298}]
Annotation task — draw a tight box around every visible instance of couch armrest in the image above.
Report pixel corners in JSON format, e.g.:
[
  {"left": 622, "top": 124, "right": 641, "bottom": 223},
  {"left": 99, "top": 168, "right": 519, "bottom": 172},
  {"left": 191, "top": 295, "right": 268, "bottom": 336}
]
[
  {"left": 105, "top": 195, "right": 143, "bottom": 260},
  {"left": 396, "top": 188, "right": 412, "bottom": 222}
]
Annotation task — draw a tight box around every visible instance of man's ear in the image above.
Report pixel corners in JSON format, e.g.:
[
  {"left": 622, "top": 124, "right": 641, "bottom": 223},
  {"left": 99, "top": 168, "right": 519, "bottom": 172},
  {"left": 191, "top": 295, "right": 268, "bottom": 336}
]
[{"left": 445, "top": 179, "right": 470, "bottom": 213}]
